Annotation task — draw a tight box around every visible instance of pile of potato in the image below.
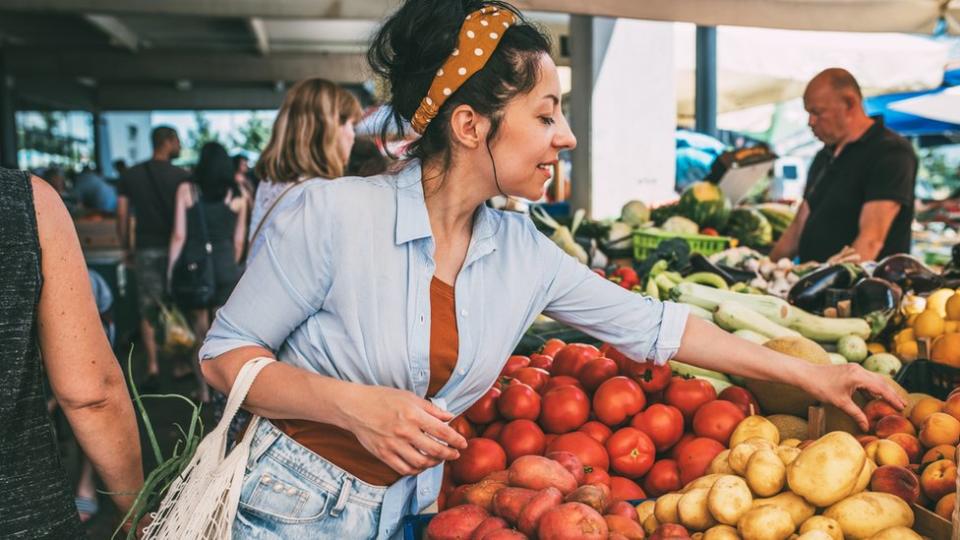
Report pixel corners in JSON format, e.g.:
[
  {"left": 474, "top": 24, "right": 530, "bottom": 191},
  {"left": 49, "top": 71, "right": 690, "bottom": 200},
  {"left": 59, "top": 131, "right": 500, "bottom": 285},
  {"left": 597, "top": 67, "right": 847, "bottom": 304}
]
[{"left": 637, "top": 416, "right": 918, "bottom": 540}]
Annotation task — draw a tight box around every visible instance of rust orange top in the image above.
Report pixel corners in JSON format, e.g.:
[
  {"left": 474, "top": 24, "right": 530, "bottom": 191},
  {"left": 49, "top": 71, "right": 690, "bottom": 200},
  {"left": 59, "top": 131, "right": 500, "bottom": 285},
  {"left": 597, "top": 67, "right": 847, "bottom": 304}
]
[{"left": 273, "top": 277, "right": 459, "bottom": 486}]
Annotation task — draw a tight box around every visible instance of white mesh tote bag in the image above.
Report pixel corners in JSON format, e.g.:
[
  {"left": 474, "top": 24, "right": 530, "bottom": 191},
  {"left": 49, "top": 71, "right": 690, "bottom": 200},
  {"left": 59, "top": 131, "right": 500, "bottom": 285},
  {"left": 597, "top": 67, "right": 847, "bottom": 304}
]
[{"left": 142, "top": 356, "right": 275, "bottom": 539}]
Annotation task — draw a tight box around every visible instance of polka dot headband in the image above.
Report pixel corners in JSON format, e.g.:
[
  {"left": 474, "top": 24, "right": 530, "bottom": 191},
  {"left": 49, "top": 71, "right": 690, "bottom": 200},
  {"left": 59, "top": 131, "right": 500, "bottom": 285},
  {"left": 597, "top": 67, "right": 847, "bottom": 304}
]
[{"left": 410, "top": 6, "right": 518, "bottom": 134}]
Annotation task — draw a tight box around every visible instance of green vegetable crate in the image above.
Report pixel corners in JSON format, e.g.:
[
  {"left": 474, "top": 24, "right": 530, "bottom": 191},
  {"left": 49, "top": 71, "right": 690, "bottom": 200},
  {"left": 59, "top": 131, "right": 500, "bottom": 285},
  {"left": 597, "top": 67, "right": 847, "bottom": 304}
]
[{"left": 633, "top": 228, "right": 733, "bottom": 261}]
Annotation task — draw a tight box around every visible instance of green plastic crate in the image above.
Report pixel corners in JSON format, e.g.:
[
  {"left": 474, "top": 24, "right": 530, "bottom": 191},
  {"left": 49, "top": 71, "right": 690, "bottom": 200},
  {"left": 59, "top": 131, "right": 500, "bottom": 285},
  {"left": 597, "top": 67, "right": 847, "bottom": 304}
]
[{"left": 633, "top": 228, "right": 733, "bottom": 261}]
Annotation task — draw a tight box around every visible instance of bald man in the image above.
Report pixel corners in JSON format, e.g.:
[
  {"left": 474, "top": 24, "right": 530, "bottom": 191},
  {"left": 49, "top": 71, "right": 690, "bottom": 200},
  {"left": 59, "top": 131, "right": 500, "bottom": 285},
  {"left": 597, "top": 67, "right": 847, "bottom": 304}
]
[{"left": 770, "top": 68, "right": 917, "bottom": 263}]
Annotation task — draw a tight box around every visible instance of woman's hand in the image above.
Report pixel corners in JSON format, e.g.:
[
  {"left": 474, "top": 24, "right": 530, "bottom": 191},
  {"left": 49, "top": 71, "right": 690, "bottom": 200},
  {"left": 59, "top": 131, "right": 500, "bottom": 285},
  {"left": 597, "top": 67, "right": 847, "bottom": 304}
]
[
  {"left": 801, "top": 363, "right": 906, "bottom": 431},
  {"left": 342, "top": 385, "right": 468, "bottom": 477}
]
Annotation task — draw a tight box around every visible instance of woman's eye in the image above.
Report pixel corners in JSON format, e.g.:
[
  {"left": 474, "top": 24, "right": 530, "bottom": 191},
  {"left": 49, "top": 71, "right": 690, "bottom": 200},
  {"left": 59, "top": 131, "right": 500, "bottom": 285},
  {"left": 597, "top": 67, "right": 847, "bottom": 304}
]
[{"left": 539, "top": 116, "right": 555, "bottom": 126}]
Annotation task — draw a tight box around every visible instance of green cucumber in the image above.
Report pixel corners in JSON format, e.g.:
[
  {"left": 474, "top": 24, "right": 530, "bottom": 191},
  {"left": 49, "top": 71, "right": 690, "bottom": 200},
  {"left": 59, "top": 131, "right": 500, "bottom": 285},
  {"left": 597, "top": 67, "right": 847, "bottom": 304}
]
[
  {"left": 644, "top": 277, "right": 659, "bottom": 299},
  {"left": 683, "top": 272, "right": 729, "bottom": 290},
  {"left": 655, "top": 274, "right": 677, "bottom": 299},
  {"left": 714, "top": 302, "right": 801, "bottom": 339}
]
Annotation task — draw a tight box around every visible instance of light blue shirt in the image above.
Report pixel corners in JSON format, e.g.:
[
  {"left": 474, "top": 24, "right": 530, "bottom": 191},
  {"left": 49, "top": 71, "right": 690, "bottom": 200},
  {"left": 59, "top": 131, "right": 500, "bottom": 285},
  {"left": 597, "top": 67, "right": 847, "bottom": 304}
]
[{"left": 199, "top": 160, "right": 689, "bottom": 538}]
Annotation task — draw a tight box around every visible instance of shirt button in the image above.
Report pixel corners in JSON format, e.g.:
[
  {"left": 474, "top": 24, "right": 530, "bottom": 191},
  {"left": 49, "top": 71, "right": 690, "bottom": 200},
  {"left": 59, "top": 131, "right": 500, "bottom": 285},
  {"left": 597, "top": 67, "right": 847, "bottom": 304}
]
[
  {"left": 458, "top": 368, "right": 466, "bottom": 375},
  {"left": 419, "top": 314, "right": 425, "bottom": 324},
  {"left": 460, "top": 309, "right": 468, "bottom": 317}
]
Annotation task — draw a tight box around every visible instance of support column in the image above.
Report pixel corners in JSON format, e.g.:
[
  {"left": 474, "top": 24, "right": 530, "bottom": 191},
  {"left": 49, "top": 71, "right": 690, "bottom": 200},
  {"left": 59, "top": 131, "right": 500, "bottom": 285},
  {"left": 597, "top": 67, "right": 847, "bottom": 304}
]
[
  {"left": 695, "top": 26, "right": 718, "bottom": 137},
  {"left": 0, "top": 51, "right": 17, "bottom": 169},
  {"left": 93, "top": 110, "right": 112, "bottom": 174}
]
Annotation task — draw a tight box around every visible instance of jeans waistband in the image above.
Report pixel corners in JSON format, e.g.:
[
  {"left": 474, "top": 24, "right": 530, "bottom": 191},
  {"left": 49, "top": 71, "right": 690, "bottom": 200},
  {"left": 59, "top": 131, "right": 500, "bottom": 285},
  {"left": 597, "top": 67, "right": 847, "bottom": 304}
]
[{"left": 246, "top": 418, "right": 389, "bottom": 507}]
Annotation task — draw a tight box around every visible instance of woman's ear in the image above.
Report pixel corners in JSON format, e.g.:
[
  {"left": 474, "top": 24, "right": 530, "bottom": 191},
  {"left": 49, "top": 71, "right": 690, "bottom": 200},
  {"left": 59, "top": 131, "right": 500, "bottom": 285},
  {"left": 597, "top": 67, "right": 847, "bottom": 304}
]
[{"left": 448, "top": 104, "right": 489, "bottom": 149}]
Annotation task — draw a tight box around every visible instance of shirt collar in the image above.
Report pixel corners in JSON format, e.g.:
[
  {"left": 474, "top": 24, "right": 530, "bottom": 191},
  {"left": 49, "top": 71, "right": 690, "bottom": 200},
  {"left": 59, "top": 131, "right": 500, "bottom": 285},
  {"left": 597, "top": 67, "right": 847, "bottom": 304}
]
[{"left": 393, "top": 159, "right": 502, "bottom": 246}]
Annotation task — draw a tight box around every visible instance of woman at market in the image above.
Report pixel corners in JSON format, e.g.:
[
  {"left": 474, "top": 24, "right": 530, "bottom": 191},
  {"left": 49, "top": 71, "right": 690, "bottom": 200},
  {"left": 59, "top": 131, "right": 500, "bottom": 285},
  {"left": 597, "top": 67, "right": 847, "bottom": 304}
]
[
  {"left": 167, "top": 142, "right": 248, "bottom": 404},
  {"left": 246, "top": 77, "right": 362, "bottom": 262},
  {"left": 199, "top": 2, "right": 904, "bottom": 538},
  {"left": 0, "top": 167, "right": 144, "bottom": 537}
]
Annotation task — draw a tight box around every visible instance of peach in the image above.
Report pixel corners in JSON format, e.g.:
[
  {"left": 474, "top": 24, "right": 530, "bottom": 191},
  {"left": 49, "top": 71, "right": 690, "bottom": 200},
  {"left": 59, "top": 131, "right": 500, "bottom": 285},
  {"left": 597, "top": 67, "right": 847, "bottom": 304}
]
[
  {"left": 857, "top": 435, "right": 879, "bottom": 447},
  {"left": 920, "top": 459, "right": 958, "bottom": 501},
  {"left": 910, "top": 397, "right": 944, "bottom": 428},
  {"left": 920, "top": 412, "right": 960, "bottom": 447},
  {"left": 865, "top": 400, "right": 901, "bottom": 430},
  {"left": 936, "top": 493, "right": 956, "bottom": 521},
  {"left": 869, "top": 465, "right": 921, "bottom": 504},
  {"left": 864, "top": 439, "right": 910, "bottom": 467},
  {"left": 922, "top": 444, "right": 957, "bottom": 466},
  {"left": 944, "top": 394, "right": 960, "bottom": 422},
  {"left": 885, "top": 433, "right": 922, "bottom": 463},
  {"left": 875, "top": 415, "right": 916, "bottom": 438}
]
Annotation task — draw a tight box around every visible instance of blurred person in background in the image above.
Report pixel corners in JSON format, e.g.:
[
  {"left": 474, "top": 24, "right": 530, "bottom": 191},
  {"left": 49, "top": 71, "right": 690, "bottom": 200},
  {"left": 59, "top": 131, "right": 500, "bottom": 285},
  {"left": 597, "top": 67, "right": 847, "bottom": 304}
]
[
  {"left": 248, "top": 78, "right": 362, "bottom": 262},
  {"left": 347, "top": 136, "right": 392, "bottom": 177},
  {"left": 117, "top": 126, "right": 188, "bottom": 388},
  {"left": 167, "top": 142, "right": 247, "bottom": 403},
  {"left": 71, "top": 164, "right": 117, "bottom": 213},
  {"left": 0, "top": 167, "right": 143, "bottom": 537}
]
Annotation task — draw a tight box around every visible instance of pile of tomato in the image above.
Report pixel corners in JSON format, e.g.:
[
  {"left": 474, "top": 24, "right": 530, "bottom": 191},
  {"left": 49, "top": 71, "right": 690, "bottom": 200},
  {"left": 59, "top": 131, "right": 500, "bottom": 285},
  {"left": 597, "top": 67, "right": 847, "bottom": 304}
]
[{"left": 442, "top": 340, "right": 761, "bottom": 509}]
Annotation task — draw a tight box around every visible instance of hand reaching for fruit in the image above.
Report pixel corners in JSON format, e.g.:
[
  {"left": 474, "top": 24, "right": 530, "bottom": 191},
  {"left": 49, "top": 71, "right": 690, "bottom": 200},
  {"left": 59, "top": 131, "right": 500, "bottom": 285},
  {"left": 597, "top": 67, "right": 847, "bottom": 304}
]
[{"left": 800, "top": 363, "right": 906, "bottom": 431}]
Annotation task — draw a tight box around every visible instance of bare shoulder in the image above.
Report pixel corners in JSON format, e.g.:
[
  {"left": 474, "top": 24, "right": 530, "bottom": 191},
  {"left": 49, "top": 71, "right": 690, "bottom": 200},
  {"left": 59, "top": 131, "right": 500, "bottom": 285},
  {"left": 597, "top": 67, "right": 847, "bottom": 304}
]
[{"left": 31, "top": 176, "right": 74, "bottom": 241}]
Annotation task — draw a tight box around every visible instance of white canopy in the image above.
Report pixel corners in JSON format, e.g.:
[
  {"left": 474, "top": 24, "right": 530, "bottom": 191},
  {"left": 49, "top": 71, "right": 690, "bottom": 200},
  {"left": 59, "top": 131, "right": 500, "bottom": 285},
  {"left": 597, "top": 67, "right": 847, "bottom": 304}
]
[{"left": 889, "top": 85, "right": 960, "bottom": 124}]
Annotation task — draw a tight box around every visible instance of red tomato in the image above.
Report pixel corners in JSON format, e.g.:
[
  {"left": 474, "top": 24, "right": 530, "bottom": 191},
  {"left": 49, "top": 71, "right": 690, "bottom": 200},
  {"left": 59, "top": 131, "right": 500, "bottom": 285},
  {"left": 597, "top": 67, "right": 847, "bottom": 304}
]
[
  {"left": 449, "top": 415, "right": 476, "bottom": 441},
  {"left": 541, "top": 338, "right": 566, "bottom": 358},
  {"left": 450, "top": 438, "right": 507, "bottom": 484},
  {"left": 583, "top": 466, "right": 610, "bottom": 486},
  {"left": 606, "top": 427, "right": 656, "bottom": 478},
  {"left": 578, "top": 357, "right": 620, "bottom": 392},
  {"left": 593, "top": 376, "right": 646, "bottom": 427},
  {"left": 539, "top": 385, "right": 590, "bottom": 434},
  {"left": 643, "top": 459, "right": 682, "bottom": 497},
  {"left": 552, "top": 343, "right": 601, "bottom": 377},
  {"left": 511, "top": 367, "right": 550, "bottom": 393},
  {"left": 482, "top": 421, "right": 505, "bottom": 440},
  {"left": 542, "top": 376, "right": 583, "bottom": 394},
  {"left": 578, "top": 421, "right": 613, "bottom": 445},
  {"left": 623, "top": 360, "right": 672, "bottom": 394},
  {"left": 543, "top": 433, "right": 558, "bottom": 448},
  {"left": 498, "top": 419, "right": 546, "bottom": 463},
  {"left": 718, "top": 386, "right": 762, "bottom": 417},
  {"left": 529, "top": 353, "right": 554, "bottom": 371},
  {"left": 545, "top": 451, "right": 586, "bottom": 485},
  {"left": 497, "top": 383, "right": 541, "bottom": 421},
  {"left": 500, "top": 355, "right": 530, "bottom": 377},
  {"left": 692, "top": 400, "right": 746, "bottom": 446},
  {"left": 599, "top": 343, "right": 631, "bottom": 374},
  {"left": 546, "top": 431, "right": 610, "bottom": 471},
  {"left": 671, "top": 433, "right": 697, "bottom": 461},
  {"left": 675, "top": 437, "right": 725, "bottom": 485},
  {"left": 465, "top": 387, "right": 501, "bottom": 425},
  {"left": 630, "top": 403, "right": 685, "bottom": 452},
  {"left": 664, "top": 376, "right": 717, "bottom": 424},
  {"left": 609, "top": 476, "right": 647, "bottom": 502}
]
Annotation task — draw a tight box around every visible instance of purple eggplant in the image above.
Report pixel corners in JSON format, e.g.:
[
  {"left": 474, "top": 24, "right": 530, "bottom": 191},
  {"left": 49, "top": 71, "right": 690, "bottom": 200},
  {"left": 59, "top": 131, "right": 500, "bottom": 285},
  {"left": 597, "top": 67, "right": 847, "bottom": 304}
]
[
  {"left": 851, "top": 277, "right": 902, "bottom": 337},
  {"left": 787, "top": 263, "right": 862, "bottom": 313},
  {"left": 873, "top": 254, "right": 943, "bottom": 293}
]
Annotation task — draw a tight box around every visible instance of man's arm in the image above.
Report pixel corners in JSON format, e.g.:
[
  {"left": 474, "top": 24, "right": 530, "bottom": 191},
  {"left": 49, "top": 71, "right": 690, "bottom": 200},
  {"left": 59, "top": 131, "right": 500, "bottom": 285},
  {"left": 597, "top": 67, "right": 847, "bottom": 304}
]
[
  {"left": 768, "top": 201, "right": 810, "bottom": 261},
  {"left": 116, "top": 195, "right": 130, "bottom": 250},
  {"left": 851, "top": 200, "right": 901, "bottom": 261}
]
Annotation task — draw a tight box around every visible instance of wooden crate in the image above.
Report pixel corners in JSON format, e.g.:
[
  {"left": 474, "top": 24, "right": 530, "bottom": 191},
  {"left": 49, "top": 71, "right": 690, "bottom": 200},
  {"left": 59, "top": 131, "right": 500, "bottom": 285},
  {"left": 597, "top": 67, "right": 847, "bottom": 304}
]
[{"left": 74, "top": 217, "right": 121, "bottom": 250}]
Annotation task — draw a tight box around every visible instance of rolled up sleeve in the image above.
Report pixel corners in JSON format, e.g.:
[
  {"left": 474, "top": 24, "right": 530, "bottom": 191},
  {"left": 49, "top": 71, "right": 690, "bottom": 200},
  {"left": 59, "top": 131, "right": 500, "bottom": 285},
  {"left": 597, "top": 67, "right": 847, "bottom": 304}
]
[
  {"left": 537, "top": 231, "right": 689, "bottom": 365},
  {"left": 199, "top": 188, "right": 331, "bottom": 361}
]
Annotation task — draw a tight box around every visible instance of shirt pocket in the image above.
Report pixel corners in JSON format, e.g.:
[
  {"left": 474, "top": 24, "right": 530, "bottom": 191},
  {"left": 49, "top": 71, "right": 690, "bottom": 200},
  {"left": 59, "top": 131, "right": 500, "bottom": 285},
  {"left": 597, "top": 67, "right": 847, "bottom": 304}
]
[{"left": 239, "top": 456, "right": 332, "bottom": 525}]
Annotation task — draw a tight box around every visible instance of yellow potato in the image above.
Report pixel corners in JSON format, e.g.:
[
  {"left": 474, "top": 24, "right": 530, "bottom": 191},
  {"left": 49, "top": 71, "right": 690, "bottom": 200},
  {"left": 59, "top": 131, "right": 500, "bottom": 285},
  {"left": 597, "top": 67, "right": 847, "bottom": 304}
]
[
  {"left": 776, "top": 446, "right": 801, "bottom": 466},
  {"left": 866, "top": 527, "right": 922, "bottom": 540},
  {"left": 729, "top": 439, "right": 777, "bottom": 475},
  {"left": 679, "top": 487, "right": 716, "bottom": 531},
  {"left": 636, "top": 500, "right": 656, "bottom": 524},
  {"left": 823, "top": 492, "right": 914, "bottom": 540},
  {"left": 799, "top": 516, "right": 843, "bottom": 540},
  {"left": 683, "top": 474, "right": 725, "bottom": 493},
  {"left": 737, "top": 506, "right": 795, "bottom": 540},
  {"left": 745, "top": 449, "right": 786, "bottom": 497},
  {"left": 707, "top": 475, "right": 752, "bottom": 526},
  {"left": 693, "top": 534, "right": 705, "bottom": 540},
  {"left": 753, "top": 492, "right": 815, "bottom": 528},
  {"left": 704, "top": 524, "right": 742, "bottom": 540},
  {"left": 787, "top": 432, "right": 865, "bottom": 507},
  {"left": 644, "top": 513, "right": 661, "bottom": 535},
  {"left": 796, "top": 532, "right": 834, "bottom": 540},
  {"left": 708, "top": 450, "right": 736, "bottom": 475},
  {"left": 654, "top": 492, "right": 683, "bottom": 524},
  {"left": 731, "top": 416, "right": 781, "bottom": 448},
  {"left": 849, "top": 458, "right": 875, "bottom": 496}
]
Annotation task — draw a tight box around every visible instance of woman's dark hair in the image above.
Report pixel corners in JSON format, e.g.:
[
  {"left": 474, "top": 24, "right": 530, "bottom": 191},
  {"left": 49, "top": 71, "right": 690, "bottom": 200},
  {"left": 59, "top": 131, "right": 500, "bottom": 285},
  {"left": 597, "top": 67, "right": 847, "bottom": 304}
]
[
  {"left": 368, "top": 0, "right": 551, "bottom": 167},
  {"left": 194, "top": 142, "right": 238, "bottom": 202}
]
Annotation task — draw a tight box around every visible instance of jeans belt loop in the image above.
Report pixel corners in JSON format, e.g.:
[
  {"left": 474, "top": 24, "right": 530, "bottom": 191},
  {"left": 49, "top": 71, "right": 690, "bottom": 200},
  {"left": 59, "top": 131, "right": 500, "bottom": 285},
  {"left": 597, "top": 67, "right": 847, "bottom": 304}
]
[
  {"left": 247, "top": 419, "right": 282, "bottom": 467},
  {"left": 329, "top": 476, "right": 353, "bottom": 517}
]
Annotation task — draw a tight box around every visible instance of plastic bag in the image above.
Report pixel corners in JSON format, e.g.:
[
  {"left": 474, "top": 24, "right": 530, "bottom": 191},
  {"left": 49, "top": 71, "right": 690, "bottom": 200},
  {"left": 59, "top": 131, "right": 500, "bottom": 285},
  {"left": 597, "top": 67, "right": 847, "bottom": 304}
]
[{"left": 158, "top": 299, "right": 196, "bottom": 355}]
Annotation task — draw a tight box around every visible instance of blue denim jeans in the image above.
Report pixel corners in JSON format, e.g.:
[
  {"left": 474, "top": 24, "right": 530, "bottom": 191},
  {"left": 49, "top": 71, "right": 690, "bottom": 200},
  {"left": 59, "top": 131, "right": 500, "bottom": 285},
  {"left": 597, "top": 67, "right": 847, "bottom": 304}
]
[{"left": 233, "top": 419, "right": 388, "bottom": 539}]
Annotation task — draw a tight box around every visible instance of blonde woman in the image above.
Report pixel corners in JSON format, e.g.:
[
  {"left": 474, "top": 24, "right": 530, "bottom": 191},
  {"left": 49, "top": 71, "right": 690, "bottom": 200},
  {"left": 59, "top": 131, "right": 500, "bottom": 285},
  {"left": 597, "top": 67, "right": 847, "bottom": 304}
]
[{"left": 247, "top": 79, "right": 362, "bottom": 261}]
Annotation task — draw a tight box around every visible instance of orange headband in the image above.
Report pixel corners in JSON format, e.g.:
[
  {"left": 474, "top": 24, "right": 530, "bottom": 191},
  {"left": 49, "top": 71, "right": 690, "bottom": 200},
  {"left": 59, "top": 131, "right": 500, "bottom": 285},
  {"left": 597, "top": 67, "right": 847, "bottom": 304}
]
[{"left": 410, "top": 6, "right": 518, "bottom": 134}]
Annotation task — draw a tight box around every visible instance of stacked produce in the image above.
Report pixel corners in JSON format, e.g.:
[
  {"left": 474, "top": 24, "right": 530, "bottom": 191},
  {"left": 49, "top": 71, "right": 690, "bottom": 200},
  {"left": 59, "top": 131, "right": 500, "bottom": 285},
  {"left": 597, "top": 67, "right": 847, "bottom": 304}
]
[
  {"left": 432, "top": 339, "right": 764, "bottom": 539},
  {"left": 892, "top": 286, "right": 960, "bottom": 367}
]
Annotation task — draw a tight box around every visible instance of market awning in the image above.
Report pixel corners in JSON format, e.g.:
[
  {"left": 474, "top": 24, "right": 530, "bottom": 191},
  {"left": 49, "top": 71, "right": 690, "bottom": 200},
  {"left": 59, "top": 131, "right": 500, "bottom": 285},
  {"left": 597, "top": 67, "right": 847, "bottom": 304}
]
[{"left": 888, "top": 86, "right": 960, "bottom": 126}]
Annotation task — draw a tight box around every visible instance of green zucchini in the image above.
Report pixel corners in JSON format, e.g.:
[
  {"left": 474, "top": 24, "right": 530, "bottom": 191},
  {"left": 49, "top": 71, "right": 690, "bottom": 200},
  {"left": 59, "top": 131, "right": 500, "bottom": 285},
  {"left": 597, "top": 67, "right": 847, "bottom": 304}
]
[
  {"left": 788, "top": 311, "right": 871, "bottom": 342},
  {"left": 714, "top": 302, "right": 801, "bottom": 339},
  {"left": 670, "top": 282, "right": 797, "bottom": 326},
  {"left": 733, "top": 329, "right": 769, "bottom": 345},
  {"left": 683, "top": 272, "right": 729, "bottom": 290},
  {"left": 685, "top": 304, "right": 714, "bottom": 322},
  {"left": 669, "top": 360, "right": 731, "bottom": 383}
]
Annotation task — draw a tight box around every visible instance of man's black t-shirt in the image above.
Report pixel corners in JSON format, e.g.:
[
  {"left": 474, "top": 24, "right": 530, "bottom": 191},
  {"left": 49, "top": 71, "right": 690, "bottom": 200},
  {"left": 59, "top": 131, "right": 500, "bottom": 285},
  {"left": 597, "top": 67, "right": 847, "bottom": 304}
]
[
  {"left": 797, "top": 117, "right": 917, "bottom": 263},
  {"left": 117, "top": 159, "right": 189, "bottom": 249}
]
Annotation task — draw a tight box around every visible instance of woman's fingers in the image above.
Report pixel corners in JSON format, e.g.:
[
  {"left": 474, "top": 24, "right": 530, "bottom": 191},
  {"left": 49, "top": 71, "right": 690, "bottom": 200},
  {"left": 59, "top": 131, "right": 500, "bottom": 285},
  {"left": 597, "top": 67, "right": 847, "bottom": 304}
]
[
  {"left": 394, "top": 442, "right": 442, "bottom": 473},
  {"left": 414, "top": 430, "right": 461, "bottom": 462},
  {"left": 417, "top": 406, "right": 467, "bottom": 450},
  {"left": 859, "top": 371, "right": 906, "bottom": 410}
]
